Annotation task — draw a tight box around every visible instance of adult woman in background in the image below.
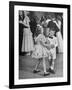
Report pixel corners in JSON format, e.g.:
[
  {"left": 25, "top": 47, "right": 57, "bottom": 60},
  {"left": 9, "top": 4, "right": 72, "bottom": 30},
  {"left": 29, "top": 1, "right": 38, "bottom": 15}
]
[
  {"left": 19, "top": 11, "right": 27, "bottom": 55},
  {"left": 21, "top": 11, "right": 34, "bottom": 55},
  {"left": 53, "top": 15, "right": 63, "bottom": 53}
]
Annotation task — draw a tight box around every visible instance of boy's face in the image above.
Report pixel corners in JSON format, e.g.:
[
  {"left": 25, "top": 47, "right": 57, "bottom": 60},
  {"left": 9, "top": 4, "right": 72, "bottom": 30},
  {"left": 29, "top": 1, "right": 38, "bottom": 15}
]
[{"left": 49, "top": 29, "right": 55, "bottom": 37}]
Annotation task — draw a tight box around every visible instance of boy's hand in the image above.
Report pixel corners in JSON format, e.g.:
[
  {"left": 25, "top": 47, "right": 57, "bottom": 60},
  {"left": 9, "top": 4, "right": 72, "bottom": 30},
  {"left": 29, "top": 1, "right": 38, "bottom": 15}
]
[{"left": 51, "top": 44, "right": 55, "bottom": 48}]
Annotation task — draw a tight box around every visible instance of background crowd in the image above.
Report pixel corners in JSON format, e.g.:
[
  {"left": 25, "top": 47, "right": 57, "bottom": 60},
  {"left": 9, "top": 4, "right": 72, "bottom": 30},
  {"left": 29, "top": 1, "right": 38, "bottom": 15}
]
[{"left": 19, "top": 10, "right": 63, "bottom": 56}]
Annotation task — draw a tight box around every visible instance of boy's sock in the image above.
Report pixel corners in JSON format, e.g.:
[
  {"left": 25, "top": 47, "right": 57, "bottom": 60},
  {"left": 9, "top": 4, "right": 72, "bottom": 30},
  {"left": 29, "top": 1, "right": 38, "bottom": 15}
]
[
  {"left": 50, "top": 60, "right": 54, "bottom": 70},
  {"left": 48, "top": 59, "right": 56, "bottom": 74},
  {"left": 50, "top": 59, "right": 55, "bottom": 69}
]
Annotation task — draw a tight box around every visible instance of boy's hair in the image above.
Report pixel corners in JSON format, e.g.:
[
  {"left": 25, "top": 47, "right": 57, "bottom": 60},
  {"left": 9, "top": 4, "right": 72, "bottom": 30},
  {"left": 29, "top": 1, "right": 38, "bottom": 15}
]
[{"left": 47, "top": 21, "right": 59, "bottom": 32}]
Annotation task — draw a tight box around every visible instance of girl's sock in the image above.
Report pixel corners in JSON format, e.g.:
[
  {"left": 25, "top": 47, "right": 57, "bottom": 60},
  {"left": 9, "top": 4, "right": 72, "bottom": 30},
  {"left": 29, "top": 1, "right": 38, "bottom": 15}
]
[
  {"left": 43, "top": 58, "right": 47, "bottom": 73},
  {"left": 34, "top": 59, "right": 41, "bottom": 70}
]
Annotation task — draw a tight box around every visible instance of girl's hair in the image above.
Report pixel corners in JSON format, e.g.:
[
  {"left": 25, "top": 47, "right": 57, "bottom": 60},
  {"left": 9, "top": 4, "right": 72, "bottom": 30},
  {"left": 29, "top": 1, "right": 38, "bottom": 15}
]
[
  {"left": 40, "top": 16, "right": 45, "bottom": 22},
  {"left": 35, "top": 25, "right": 43, "bottom": 37}
]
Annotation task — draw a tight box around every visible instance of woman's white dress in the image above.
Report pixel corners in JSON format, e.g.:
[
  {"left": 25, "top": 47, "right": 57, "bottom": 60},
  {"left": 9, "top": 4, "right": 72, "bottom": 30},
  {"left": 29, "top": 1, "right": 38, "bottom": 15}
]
[
  {"left": 54, "top": 20, "right": 63, "bottom": 53},
  {"left": 21, "top": 16, "right": 34, "bottom": 52},
  {"left": 56, "top": 31, "right": 63, "bottom": 53},
  {"left": 32, "top": 34, "right": 49, "bottom": 59}
]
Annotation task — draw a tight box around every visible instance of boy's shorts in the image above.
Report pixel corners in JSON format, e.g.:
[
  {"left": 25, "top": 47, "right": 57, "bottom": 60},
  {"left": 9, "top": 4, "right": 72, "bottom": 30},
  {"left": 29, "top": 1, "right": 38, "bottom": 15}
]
[{"left": 49, "top": 48, "right": 56, "bottom": 60}]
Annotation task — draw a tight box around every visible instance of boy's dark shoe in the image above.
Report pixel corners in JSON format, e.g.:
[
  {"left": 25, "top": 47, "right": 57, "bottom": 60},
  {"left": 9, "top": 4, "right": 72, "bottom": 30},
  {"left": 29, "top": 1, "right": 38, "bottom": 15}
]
[
  {"left": 44, "top": 72, "right": 50, "bottom": 76},
  {"left": 47, "top": 68, "right": 55, "bottom": 74}
]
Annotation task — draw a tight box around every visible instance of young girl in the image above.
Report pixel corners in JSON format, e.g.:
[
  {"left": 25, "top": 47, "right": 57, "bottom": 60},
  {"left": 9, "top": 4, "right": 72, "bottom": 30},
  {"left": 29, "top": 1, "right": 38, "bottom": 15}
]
[
  {"left": 45, "top": 27, "right": 58, "bottom": 74},
  {"left": 32, "top": 24, "right": 50, "bottom": 76}
]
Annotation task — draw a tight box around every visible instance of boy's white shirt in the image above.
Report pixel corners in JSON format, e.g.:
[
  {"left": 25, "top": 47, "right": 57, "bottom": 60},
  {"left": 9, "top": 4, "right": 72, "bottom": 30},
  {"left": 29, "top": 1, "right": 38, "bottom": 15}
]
[
  {"left": 46, "top": 36, "right": 58, "bottom": 60},
  {"left": 46, "top": 36, "right": 58, "bottom": 48}
]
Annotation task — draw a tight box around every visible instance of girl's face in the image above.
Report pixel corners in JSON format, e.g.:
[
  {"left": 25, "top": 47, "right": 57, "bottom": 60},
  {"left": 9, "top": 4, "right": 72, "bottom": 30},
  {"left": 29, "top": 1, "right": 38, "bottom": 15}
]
[
  {"left": 45, "top": 28, "right": 50, "bottom": 37},
  {"left": 49, "top": 30, "right": 55, "bottom": 37},
  {"left": 37, "top": 26, "right": 43, "bottom": 35},
  {"left": 37, "top": 26, "right": 41, "bottom": 31}
]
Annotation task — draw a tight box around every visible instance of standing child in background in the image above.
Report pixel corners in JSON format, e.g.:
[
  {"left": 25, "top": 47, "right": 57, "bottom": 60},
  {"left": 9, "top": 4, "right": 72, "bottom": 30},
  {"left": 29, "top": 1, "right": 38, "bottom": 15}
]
[
  {"left": 45, "top": 27, "right": 58, "bottom": 74},
  {"left": 32, "top": 24, "right": 50, "bottom": 76}
]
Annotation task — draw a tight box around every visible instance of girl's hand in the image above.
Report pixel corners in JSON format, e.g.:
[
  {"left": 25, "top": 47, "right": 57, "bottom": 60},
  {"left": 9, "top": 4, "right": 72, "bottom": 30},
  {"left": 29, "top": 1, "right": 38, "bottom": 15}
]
[{"left": 51, "top": 44, "right": 55, "bottom": 49}]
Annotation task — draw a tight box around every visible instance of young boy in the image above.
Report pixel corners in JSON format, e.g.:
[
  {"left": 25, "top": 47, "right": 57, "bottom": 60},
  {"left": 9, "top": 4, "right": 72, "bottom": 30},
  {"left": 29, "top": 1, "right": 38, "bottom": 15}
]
[{"left": 46, "top": 27, "right": 58, "bottom": 74}]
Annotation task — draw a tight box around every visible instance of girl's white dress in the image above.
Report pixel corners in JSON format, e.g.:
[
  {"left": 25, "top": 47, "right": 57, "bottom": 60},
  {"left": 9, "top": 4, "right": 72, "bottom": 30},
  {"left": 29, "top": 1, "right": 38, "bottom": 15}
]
[
  {"left": 22, "top": 16, "right": 34, "bottom": 52},
  {"left": 32, "top": 34, "right": 49, "bottom": 59}
]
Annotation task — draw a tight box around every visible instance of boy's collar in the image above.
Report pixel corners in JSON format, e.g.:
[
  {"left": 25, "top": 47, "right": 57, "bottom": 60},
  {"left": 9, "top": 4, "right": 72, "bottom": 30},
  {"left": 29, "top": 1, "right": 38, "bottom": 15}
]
[
  {"left": 49, "top": 35, "right": 54, "bottom": 39},
  {"left": 46, "top": 35, "right": 53, "bottom": 39}
]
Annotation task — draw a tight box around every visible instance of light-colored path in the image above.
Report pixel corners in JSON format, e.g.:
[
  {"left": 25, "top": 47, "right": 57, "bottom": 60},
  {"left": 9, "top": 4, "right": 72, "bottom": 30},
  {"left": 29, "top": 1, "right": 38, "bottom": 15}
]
[{"left": 19, "top": 54, "right": 63, "bottom": 79}]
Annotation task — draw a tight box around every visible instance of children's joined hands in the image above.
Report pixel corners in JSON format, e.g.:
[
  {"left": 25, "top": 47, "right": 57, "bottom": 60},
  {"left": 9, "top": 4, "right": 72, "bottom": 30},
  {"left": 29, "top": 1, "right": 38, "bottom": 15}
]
[
  {"left": 51, "top": 44, "right": 55, "bottom": 49},
  {"left": 46, "top": 44, "right": 55, "bottom": 50},
  {"left": 46, "top": 45, "right": 51, "bottom": 50}
]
